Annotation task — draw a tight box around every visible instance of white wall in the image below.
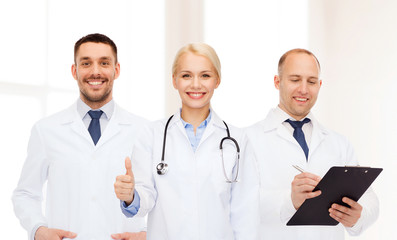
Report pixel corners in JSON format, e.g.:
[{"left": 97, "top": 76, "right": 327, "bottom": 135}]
[
  {"left": 204, "top": 0, "right": 310, "bottom": 127},
  {"left": 308, "top": 0, "right": 397, "bottom": 239}
]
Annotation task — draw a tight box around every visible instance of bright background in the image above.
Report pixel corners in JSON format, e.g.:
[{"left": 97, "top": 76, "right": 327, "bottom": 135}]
[{"left": 1, "top": 0, "right": 396, "bottom": 239}]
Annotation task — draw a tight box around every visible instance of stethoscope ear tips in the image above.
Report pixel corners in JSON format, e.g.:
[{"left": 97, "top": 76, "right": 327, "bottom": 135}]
[{"left": 156, "top": 162, "right": 168, "bottom": 175}]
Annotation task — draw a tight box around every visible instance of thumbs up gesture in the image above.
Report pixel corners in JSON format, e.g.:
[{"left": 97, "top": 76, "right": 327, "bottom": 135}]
[{"left": 114, "top": 157, "right": 135, "bottom": 205}]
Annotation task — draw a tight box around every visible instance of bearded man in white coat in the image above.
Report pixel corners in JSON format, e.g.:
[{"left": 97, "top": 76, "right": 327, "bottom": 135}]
[
  {"left": 246, "top": 48, "right": 379, "bottom": 239},
  {"left": 12, "top": 33, "right": 147, "bottom": 240}
]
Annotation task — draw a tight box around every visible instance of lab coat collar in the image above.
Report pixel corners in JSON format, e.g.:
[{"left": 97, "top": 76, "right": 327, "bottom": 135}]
[
  {"left": 261, "top": 108, "right": 286, "bottom": 133},
  {"left": 166, "top": 109, "right": 183, "bottom": 129},
  {"left": 165, "top": 110, "right": 189, "bottom": 144},
  {"left": 167, "top": 108, "right": 226, "bottom": 130},
  {"left": 167, "top": 108, "right": 227, "bottom": 149},
  {"left": 199, "top": 109, "right": 226, "bottom": 147},
  {"left": 207, "top": 108, "right": 227, "bottom": 130},
  {"left": 61, "top": 100, "right": 131, "bottom": 148},
  {"left": 262, "top": 107, "right": 329, "bottom": 134},
  {"left": 61, "top": 101, "right": 81, "bottom": 124},
  {"left": 95, "top": 103, "right": 130, "bottom": 147},
  {"left": 262, "top": 107, "right": 330, "bottom": 158},
  {"left": 60, "top": 101, "right": 93, "bottom": 145},
  {"left": 308, "top": 114, "right": 329, "bottom": 156}
]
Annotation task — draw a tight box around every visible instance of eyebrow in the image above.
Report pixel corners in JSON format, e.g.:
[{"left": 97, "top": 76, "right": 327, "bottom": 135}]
[
  {"left": 288, "top": 74, "right": 318, "bottom": 80},
  {"left": 78, "top": 56, "right": 113, "bottom": 61},
  {"left": 287, "top": 74, "right": 302, "bottom": 78},
  {"left": 179, "top": 70, "right": 213, "bottom": 73},
  {"left": 78, "top": 57, "right": 91, "bottom": 62}
]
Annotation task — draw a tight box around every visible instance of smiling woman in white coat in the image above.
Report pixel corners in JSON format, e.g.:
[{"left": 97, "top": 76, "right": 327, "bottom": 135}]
[{"left": 114, "top": 43, "right": 260, "bottom": 240}]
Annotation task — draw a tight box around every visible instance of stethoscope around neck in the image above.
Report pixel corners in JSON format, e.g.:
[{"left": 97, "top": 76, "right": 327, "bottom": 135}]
[{"left": 156, "top": 115, "right": 241, "bottom": 183}]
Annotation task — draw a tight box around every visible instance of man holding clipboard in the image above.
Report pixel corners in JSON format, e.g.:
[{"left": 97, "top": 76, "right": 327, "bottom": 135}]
[{"left": 246, "top": 49, "right": 379, "bottom": 239}]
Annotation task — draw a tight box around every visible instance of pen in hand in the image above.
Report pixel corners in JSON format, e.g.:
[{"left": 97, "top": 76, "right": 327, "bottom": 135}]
[{"left": 293, "top": 165, "right": 305, "bottom": 173}]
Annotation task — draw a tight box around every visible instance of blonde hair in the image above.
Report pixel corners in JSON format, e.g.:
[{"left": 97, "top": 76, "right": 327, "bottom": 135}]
[{"left": 172, "top": 43, "right": 221, "bottom": 79}]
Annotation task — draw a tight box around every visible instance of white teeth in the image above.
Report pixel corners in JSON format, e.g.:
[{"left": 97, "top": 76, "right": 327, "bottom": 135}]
[
  {"left": 88, "top": 82, "right": 102, "bottom": 85},
  {"left": 295, "top": 97, "right": 307, "bottom": 102},
  {"left": 190, "top": 93, "right": 203, "bottom": 97}
]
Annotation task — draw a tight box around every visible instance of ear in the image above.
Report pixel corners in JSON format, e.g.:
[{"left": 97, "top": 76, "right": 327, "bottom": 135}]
[
  {"left": 114, "top": 62, "right": 121, "bottom": 80},
  {"left": 319, "top": 79, "right": 322, "bottom": 87},
  {"left": 214, "top": 77, "right": 221, "bottom": 89},
  {"left": 274, "top": 75, "right": 281, "bottom": 90},
  {"left": 71, "top": 64, "right": 78, "bottom": 80},
  {"left": 172, "top": 74, "right": 177, "bottom": 89}
]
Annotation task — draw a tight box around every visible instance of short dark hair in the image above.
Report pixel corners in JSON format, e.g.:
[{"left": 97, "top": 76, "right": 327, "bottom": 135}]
[
  {"left": 74, "top": 33, "right": 118, "bottom": 64},
  {"left": 278, "top": 48, "right": 320, "bottom": 76}
]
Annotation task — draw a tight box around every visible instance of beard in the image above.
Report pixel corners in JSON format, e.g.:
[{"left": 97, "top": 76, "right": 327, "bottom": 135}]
[
  {"left": 79, "top": 76, "right": 113, "bottom": 104},
  {"left": 80, "top": 88, "right": 112, "bottom": 103}
]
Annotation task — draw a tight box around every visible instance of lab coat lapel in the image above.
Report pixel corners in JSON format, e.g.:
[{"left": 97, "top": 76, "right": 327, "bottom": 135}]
[
  {"left": 199, "top": 111, "right": 226, "bottom": 146},
  {"left": 64, "top": 103, "right": 93, "bottom": 144},
  {"left": 171, "top": 109, "right": 225, "bottom": 149},
  {"left": 276, "top": 126, "right": 297, "bottom": 145},
  {"left": 263, "top": 109, "right": 297, "bottom": 146},
  {"left": 171, "top": 111, "right": 191, "bottom": 142},
  {"left": 95, "top": 104, "right": 123, "bottom": 148},
  {"left": 308, "top": 117, "right": 328, "bottom": 156}
]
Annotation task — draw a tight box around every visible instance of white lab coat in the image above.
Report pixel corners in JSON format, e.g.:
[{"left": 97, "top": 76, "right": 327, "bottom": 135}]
[
  {"left": 245, "top": 108, "right": 379, "bottom": 240},
  {"left": 131, "top": 110, "right": 260, "bottom": 240},
  {"left": 12, "top": 102, "right": 147, "bottom": 240}
]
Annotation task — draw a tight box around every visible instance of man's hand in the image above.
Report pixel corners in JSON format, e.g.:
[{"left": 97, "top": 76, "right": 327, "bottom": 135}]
[
  {"left": 35, "top": 226, "right": 77, "bottom": 240},
  {"left": 329, "top": 197, "right": 363, "bottom": 227},
  {"left": 291, "top": 172, "right": 322, "bottom": 210},
  {"left": 111, "top": 231, "right": 146, "bottom": 240},
  {"left": 114, "top": 157, "right": 135, "bottom": 205}
]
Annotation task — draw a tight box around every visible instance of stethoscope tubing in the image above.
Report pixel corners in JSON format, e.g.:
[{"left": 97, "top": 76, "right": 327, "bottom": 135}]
[
  {"left": 157, "top": 115, "right": 240, "bottom": 183},
  {"left": 161, "top": 115, "right": 174, "bottom": 162}
]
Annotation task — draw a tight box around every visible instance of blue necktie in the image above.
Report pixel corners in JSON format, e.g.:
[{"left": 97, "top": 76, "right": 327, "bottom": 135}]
[
  {"left": 88, "top": 110, "right": 103, "bottom": 145},
  {"left": 285, "top": 118, "right": 311, "bottom": 160}
]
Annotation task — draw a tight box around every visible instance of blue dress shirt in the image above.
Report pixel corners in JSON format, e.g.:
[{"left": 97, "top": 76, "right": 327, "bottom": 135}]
[{"left": 180, "top": 110, "right": 212, "bottom": 152}]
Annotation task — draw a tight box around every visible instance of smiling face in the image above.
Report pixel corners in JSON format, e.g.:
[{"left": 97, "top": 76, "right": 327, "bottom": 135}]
[
  {"left": 274, "top": 52, "right": 322, "bottom": 120},
  {"left": 173, "top": 52, "right": 220, "bottom": 114},
  {"left": 71, "top": 42, "right": 120, "bottom": 109}
]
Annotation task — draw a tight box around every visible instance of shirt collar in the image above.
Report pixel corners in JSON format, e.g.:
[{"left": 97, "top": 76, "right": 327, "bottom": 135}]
[
  {"left": 180, "top": 109, "right": 212, "bottom": 129},
  {"left": 77, "top": 98, "right": 114, "bottom": 120},
  {"left": 275, "top": 105, "right": 313, "bottom": 123}
]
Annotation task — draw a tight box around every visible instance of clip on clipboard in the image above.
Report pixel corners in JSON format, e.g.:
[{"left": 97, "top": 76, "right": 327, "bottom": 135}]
[{"left": 287, "top": 166, "right": 382, "bottom": 226}]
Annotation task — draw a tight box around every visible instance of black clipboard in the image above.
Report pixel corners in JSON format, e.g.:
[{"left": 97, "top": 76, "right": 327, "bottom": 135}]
[{"left": 287, "top": 166, "right": 382, "bottom": 226}]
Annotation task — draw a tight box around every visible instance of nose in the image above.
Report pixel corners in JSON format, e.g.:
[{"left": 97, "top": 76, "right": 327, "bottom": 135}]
[
  {"left": 297, "top": 81, "right": 308, "bottom": 94},
  {"left": 191, "top": 76, "right": 201, "bottom": 89},
  {"left": 90, "top": 63, "right": 101, "bottom": 77}
]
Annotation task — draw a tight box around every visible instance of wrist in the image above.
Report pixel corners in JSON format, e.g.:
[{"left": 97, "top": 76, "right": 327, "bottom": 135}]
[
  {"left": 125, "top": 192, "right": 135, "bottom": 206},
  {"left": 35, "top": 226, "right": 47, "bottom": 239}
]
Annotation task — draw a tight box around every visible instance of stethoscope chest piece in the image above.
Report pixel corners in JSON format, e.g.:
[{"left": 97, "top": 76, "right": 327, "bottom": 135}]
[{"left": 156, "top": 162, "right": 168, "bottom": 175}]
